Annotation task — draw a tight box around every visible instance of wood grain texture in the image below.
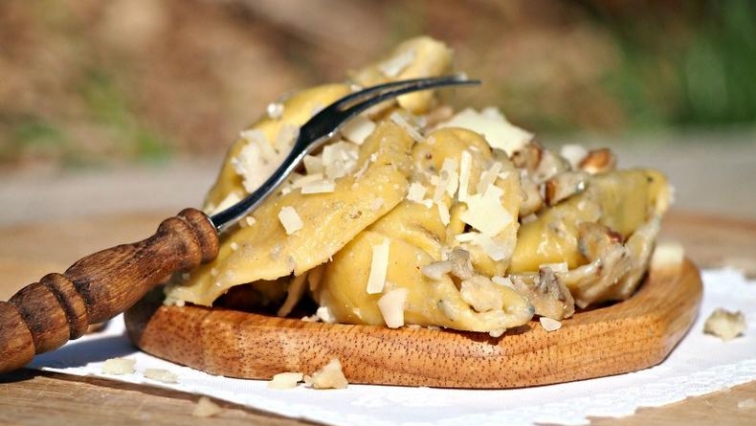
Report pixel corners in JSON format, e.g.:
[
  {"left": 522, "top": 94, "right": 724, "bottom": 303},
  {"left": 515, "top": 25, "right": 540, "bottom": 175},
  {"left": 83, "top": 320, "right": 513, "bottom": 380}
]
[
  {"left": 125, "top": 259, "right": 702, "bottom": 388},
  {"left": 0, "top": 208, "right": 219, "bottom": 373}
]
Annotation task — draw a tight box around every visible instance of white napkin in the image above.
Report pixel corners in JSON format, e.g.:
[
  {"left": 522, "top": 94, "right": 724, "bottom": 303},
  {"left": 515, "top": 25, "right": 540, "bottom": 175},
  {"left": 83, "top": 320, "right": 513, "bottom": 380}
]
[{"left": 30, "top": 268, "right": 756, "bottom": 426}]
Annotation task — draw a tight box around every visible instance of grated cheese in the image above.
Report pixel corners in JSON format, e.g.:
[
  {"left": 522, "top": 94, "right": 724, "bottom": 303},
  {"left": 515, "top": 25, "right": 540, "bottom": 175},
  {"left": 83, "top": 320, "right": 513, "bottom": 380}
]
[
  {"left": 366, "top": 239, "right": 391, "bottom": 294},
  {"left": 476, "top": 162, "right": 503, "bottom": 196},
  {"left": 491, "top": 275, "right": 516, "bottom": 289},
  {"left": 192, "top": 396, "right": 222, "bottom": 418},
  {"left": 651, "top": 242, "right": 685, "bottom": 270},
  {"left": 266, "top": 102, "right": 284, "bottom": 119},
  {"left": 102, "top": 358, "right": 135, "bottom": 375},
  {"left": 316, "top": 306, "right": 336, "bottom": 323},
  {"left": 539, "top": 317, "right": 562, "bottom": 332},
  {"left": 301, "top": 179, "right": 336, "bottom": 194},
  {"left": 268, "top": 372, "right": 304, "bottom": 390},
  {"left": 378, "top": 48, "right": 416, "bottom": 77},
  {"left": 435, "top": 107, "right": 533, "bottom": 156},
  {"left": 458, "top": 151, "right": 472, "bottom": 201},
  {"left": 341, "top": 115, "right": 376, "bottom": 145},
  {"left": 406, "top": 182, "right": 428, "bottom": 204},
  {"left": 278, "top": 206, "right": 304, "bottom": 235},
  {"left": 389, "top": 111, "right": 424, "bottom": 142},
  {"left": 377, "top": 288, "right": 409, "bottom": 328},
  {"left": 460, "top": 186, "right": 513, "bottom": 236},
  {"left": 144, "top": 368, "right": 179, "bottom": 383},
  {"left": 305, "top": 359, "right": 349, "bottom": 389}
]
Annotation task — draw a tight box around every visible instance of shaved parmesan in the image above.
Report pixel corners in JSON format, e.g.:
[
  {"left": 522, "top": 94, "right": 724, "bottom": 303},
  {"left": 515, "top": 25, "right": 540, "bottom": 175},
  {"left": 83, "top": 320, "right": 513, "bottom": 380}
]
[
  {"left": 406, "top": 182, "right": 428, "bottom": 203},
  {"left": 379, "top": 48, "right": 416, "bottom": 77},
  {"left": 492, "top": 275, "right": 516, "bottom": 289},
  {"left": 389, "top": 112, "right": 424, "bottom": 142},
  {"left": 458, "top": 151, "right": 473, "bottom": 202},
  {"left": 316, "top": 306, "right": 336, "bottom": 323},
  {"left": 278, "top": 206, "right": 304, "bottom": 235},
  {"left": 268, "top": 372, "right": 304, "bottom": 389},
  {"left": 144, "top": 368, "right": 179, "bottom": 383},
  {"left": 437, "top": 202, "right": 450, "bottom": 225},
  {"left": 477, "top": 162, "right": 504, "bottom": 196},
  {"left": 377, "top": 288, "right": 408, "bottom": 328},
  {"left": 460, "top": 186, "right": 513, "bottom": 236},
  {"left": 651, "top": 242, "right": 685, "bottom": 270},
  {"left": 305, "top": 359, "right": 349, "bottom": 389},
  {"left": 102, "top": 358, "right": 135, "bottom": 375},
  {"left": 366, "top": 239, "right": 390, "bottom": 294},
  {"left": 539, "top": 317, "right": 562, "bottom": 332},
  {"left": 266, "top": 102, "right": 284, "bottom": 119},
  {"left": 341, "top": 115, "right": 376, "bottom": 145},
  {"left": 433, "top": 158, "right": 458, "bottom": 202},
  {"left": 436, "top": 107, "right": 533, "bottom": 156},
  {"left": 301, "top": 180, "right": 336, "bottom": 194}
]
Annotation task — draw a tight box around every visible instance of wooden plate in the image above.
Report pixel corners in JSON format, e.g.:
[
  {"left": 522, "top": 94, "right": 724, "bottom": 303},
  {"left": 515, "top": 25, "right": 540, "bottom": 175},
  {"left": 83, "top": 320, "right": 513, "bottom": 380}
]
[{"left": 125, "top": 259, "right": 702, "bottom": 389}]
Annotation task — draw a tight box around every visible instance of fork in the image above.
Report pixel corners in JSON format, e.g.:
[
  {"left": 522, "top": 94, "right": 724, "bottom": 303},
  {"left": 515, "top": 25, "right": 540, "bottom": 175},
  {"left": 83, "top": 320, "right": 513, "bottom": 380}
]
[{"left": 0, "top": 75, "right": 479, "bottom": 373}]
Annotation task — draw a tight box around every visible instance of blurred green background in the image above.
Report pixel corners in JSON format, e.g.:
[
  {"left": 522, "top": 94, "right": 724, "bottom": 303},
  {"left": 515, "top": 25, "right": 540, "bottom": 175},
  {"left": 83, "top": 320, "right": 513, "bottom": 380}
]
[{"left": 1, "top": 0, "right": 754, "bottom": 170}]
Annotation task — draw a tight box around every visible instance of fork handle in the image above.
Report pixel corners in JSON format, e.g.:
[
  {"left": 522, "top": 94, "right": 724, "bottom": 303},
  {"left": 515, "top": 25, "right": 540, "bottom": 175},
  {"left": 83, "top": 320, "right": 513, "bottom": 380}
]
[{"left": 0, "top": 208, "right": 219, "bottom": 374}]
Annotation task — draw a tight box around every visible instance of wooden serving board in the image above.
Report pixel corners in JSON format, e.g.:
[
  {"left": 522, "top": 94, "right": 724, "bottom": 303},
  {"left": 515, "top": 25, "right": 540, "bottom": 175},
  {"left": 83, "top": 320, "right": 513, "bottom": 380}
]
[{"left": 125, "top": 259, "right": 702, "bottom": 388}]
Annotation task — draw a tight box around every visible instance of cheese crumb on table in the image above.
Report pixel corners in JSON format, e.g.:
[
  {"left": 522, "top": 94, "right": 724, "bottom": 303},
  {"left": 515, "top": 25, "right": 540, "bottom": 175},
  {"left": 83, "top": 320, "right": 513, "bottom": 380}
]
[
  {"left": 192, "top": 396, "right": 223, "bottom": 418},
  {"left": 305, "top": 359, "right": 349, "bottom": 389},
  {"left": 703, "top": 308, "right": 746, "bottom": 341},
  {"left": 102, "top": 358, "right": 136, "bottom": 375}
]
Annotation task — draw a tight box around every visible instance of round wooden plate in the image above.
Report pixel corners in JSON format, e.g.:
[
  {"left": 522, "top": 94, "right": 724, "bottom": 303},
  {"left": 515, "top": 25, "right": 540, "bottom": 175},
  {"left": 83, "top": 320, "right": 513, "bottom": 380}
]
[{"left": 125, "top": 259, "right": 702, "bottom": 389}]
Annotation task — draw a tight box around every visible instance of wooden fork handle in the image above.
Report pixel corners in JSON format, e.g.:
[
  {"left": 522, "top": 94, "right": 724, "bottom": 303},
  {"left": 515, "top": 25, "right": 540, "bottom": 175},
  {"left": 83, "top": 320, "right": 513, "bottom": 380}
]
[{"left": 0, "top": 208, "right": 219, "bottom": 374}]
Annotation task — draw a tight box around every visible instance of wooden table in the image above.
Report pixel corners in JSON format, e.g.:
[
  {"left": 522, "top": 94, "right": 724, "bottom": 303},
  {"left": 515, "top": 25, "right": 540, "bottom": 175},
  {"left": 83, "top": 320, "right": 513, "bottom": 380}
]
[{"left": 0, "top": 210, "right": 754, "bottom": 425}]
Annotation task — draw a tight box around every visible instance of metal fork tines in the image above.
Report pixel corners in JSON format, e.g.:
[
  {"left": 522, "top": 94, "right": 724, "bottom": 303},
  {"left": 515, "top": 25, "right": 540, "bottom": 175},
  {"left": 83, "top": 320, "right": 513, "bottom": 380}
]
[{"left": 210, "top": 75, "right": 480, "bottom": 231}]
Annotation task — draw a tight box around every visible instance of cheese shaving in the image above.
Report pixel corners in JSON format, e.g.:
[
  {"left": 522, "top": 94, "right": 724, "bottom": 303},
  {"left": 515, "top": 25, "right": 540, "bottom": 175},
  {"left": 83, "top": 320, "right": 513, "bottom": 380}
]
[
  {"left": 406, "top": 182, "right": 428, "bottom": 204},
  {"left": 341, "top": 115, "right": 376, "bottom": 145},
  {"left": 144, "top": 368, "right": 179, "bottom": 383},
  {"left": 266, "top": 102, "right": 284, "bottom": 119},
  {"left": 377, "top": 287, "right": 408, "bottom": 328},
  {"left": 378, "top": 48, "right": 416, "bottom": 77},
  {"left": 389, "top": 112, "right": 424, "bottom": 142},
  {"left": 458, "top": 151, "right": 472, "bottom": 201},
  {"left": 278, "top": 206, "right": 304, "bottom": 235},
  {"left": 301, "top": 180, "right": 336, "bottom": 194},
  {"left": 102, "top": 358, "right": 136, "bottom": 375},
  {"left": 435, "top": 107, "right": 533, "bottom": 156},
  {"left": 268, "top": 372, "right": 304, "bottom": 390},
  {"left": 539, "top": 317, "right": 562, "bottom": 332},
  {"left": 366, "top": 239, "right": 390, "bottom": 294},
  {"left": 460, "top": 186, "right": 513, "bottom": 236}
]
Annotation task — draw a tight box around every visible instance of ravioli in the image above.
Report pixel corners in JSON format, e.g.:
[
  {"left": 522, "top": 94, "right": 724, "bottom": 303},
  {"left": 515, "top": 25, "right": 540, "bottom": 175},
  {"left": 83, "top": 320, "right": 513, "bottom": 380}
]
[{"left": 164, "top": 36, "right": 671, "bottom": 335}]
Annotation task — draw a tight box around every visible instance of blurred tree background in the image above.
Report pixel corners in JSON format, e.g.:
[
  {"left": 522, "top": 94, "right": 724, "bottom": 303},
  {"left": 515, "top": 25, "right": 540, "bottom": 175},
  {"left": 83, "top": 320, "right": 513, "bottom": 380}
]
[{"left": 1, "top": 0, "right": 754, "bottom": 170}]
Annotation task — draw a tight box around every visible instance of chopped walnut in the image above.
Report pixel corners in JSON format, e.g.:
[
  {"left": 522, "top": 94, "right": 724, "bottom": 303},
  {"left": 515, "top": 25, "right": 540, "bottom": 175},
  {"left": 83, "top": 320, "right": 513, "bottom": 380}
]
[{"left": 579, "top": 148, "right": 616, "bottom": 174}]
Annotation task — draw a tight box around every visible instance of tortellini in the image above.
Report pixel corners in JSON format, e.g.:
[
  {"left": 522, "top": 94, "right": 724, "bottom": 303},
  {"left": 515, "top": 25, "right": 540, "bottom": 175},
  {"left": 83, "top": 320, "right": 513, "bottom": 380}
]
[{"left": 164, "top": 36, "right": 671, "bottom": 335}]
